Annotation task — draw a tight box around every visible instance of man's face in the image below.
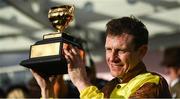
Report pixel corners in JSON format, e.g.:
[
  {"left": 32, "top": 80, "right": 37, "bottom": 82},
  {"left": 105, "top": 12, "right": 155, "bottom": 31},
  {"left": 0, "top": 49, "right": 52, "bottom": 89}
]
[{"left": 105, "top": 33, "right": 144, "bottom": 77}]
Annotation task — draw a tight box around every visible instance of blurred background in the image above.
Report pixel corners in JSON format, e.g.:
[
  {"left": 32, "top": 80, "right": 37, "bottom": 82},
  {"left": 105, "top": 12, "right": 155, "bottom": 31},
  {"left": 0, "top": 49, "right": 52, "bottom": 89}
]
[{"left": 0, "top": 0, "right": 180, "bottom": 93}]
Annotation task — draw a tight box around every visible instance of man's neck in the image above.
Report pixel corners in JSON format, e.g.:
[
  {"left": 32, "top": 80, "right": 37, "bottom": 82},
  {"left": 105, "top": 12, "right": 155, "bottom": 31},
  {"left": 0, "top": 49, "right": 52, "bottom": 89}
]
[{"left": 120, "top": 62, "right": 147, "bottom": 83}]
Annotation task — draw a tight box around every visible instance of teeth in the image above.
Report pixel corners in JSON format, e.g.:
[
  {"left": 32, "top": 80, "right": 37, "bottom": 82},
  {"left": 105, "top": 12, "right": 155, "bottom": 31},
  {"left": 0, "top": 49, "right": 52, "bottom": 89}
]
[{"left": 111, "top": 64, "right": 123, "bottom": 66}]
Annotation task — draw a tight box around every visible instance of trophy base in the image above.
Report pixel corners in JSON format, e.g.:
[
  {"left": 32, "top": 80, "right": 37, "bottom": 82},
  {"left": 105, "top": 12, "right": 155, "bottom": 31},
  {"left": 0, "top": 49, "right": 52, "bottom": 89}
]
[{"left": 20, "top": 55, "right": 67, "bottom": 75}]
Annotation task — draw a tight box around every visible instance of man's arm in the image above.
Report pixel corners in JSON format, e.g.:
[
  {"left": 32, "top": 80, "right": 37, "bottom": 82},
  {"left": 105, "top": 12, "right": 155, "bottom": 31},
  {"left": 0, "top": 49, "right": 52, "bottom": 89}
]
[
  {"left": 63, "top": 45, "right": 92, "bottom": 91},
  {"left": 30, "top": 69, "right": 55, "bottom": 98},
  {"left": 64, "top": 46, "right": 105, "bottom": 98}
]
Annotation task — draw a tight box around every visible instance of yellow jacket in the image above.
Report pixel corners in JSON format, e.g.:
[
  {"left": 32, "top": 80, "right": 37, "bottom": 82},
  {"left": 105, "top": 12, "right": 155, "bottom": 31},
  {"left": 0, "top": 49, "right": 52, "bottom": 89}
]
[{"left": 80, "top": 73, "right": 159, "bottom": 99}]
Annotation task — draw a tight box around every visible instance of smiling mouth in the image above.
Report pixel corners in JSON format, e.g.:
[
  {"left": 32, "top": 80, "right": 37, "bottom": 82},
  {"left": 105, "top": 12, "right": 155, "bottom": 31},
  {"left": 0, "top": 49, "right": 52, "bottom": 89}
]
[
  {"left": 110, "top": 65, "right": 124, "bottom": 71},
  {"left": 110, "top": 65, "right": 123, "bottom": 72},
  {"left": 111, "top": 64, "right": 124, "bottom": 67}
]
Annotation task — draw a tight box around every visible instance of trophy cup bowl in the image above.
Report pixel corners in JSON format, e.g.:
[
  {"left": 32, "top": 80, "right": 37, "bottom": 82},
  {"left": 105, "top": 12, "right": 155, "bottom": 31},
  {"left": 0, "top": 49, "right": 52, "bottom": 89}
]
[{"left": 20, "top": 5, "right": 84, "bottom": 75}]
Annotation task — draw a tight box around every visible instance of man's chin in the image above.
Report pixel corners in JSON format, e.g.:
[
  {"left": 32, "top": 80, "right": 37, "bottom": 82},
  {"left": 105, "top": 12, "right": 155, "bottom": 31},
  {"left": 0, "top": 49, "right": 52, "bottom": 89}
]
[{"left": 111, "top": 72, "right": 123, "bottom": 77}]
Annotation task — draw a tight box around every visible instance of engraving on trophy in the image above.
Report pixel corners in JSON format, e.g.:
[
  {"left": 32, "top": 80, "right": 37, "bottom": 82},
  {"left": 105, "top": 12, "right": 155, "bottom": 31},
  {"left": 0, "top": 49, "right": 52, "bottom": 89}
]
[{"left": 30, "top": 43, "right": 60, "bottom": 58}]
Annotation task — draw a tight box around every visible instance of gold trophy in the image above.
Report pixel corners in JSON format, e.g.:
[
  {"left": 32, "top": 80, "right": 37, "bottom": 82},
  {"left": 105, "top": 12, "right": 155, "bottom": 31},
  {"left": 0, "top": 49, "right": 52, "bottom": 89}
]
[{"left": 20, "top": 5, "right": 84, "bottom": 75}]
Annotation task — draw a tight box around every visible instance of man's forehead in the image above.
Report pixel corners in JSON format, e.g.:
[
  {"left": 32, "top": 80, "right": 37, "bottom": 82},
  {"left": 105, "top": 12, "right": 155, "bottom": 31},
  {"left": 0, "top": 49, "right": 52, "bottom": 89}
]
[{"left": 105, "top": 33, "right": 134, "bottom": 45}]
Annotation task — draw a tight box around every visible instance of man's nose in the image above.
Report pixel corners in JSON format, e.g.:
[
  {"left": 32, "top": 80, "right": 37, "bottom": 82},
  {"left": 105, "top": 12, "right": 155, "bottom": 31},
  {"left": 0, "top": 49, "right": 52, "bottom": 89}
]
[{"left": 110, "top": 50, "right": 120, "bottom": 62}]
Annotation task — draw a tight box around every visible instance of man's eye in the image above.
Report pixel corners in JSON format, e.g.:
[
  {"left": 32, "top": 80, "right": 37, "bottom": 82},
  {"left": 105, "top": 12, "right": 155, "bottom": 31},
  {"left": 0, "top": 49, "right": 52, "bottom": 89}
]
[
  {"left": 118, "top": 50, "right": 126, "bottom": 54},
  {"left": 106, "top": 48, "right": 111, "bottom": 51}
]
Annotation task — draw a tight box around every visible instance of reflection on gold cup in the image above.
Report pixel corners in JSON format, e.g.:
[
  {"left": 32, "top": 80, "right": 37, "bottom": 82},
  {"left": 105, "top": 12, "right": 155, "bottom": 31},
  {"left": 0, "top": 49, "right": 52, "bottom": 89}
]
[
  {"left": 44, "top": 5, "right": 74, "bottom": 39},
  {"left": 48, "top": 5, "right": 74, "bottom": 32},
  {"left": 20, "top": 5, "right": 84, "bottom": 75}
]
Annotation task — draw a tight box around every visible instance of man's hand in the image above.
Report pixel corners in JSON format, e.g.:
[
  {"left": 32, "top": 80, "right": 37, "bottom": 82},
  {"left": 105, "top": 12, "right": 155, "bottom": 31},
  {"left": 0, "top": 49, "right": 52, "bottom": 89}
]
[
  {"left": 64, "top": 45, "right": 92, "bottom": 92},
  {"left": 30, "top": 69, "right": 55, "bottom": 98}
]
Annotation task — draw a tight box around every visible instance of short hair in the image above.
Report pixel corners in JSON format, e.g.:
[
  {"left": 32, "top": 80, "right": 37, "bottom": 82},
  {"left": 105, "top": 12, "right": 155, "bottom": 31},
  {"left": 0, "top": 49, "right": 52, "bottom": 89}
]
[
  {"left": 161, "top": 46, "right": 180, "bottom": 68},
  {"left": 106, "top": 16, "right": 149, "bottom": 50}
]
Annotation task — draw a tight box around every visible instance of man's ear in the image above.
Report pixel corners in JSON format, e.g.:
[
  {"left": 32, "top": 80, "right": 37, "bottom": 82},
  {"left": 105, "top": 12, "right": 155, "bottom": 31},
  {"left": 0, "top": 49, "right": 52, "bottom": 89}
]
[{"left": 138, "top": 45, "right": 148, "bottom": 59}]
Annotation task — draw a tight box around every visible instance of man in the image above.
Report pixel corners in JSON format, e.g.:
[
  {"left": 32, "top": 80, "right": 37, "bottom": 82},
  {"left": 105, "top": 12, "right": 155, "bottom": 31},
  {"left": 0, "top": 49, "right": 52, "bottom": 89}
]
[
  {"left": 161, "top": 46, "right": 180, "bottom": 98},
  {"left": 31, "top": 16, "right": 171, "bottom": 98}
]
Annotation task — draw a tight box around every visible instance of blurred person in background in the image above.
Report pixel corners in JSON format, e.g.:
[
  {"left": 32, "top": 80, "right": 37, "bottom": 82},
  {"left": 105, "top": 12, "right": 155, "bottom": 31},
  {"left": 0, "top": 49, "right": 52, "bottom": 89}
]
[
  {"left": 161, "top": 46, "right": 180, "bottom": 98},
  {"left": 31, "top": 16, "right": 172, "bottom": 98},
  {"left": 6, "top": 84, "right": 29, "bottom": 98}
]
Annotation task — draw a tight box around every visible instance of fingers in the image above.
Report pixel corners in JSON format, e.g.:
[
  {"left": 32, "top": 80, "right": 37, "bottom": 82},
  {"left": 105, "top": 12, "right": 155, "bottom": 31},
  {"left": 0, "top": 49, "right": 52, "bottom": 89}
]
[
  {"left": 71, "top": 47, "right": 78, "bottom": 55},
  {"left": 64, "top": 45, "right": 81, "bottom": 62},
  {"left": 63, "top": 45, "right": 85, "bottom": 72},
  {"left": 64, "top": 50, "right": 73, "bottom": 62},
  {"left": 65, "top": 45, "right": 80, "bottom": 56}
]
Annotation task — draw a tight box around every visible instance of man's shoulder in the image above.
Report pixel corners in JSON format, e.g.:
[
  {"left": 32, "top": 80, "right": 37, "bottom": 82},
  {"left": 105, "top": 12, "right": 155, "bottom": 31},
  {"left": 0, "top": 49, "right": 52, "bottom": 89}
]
[
  {"left": 149, "top": 72, "right": 163, "bottom": 77},
  {"left": 131, "top": 72, "right": 171, "bottom": 98},
  {"left": 149, "top": 72, "right": 168, "bottom": 83},
  {"left": 147, "top": 72, "right": 170, "bottom": 89}
]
